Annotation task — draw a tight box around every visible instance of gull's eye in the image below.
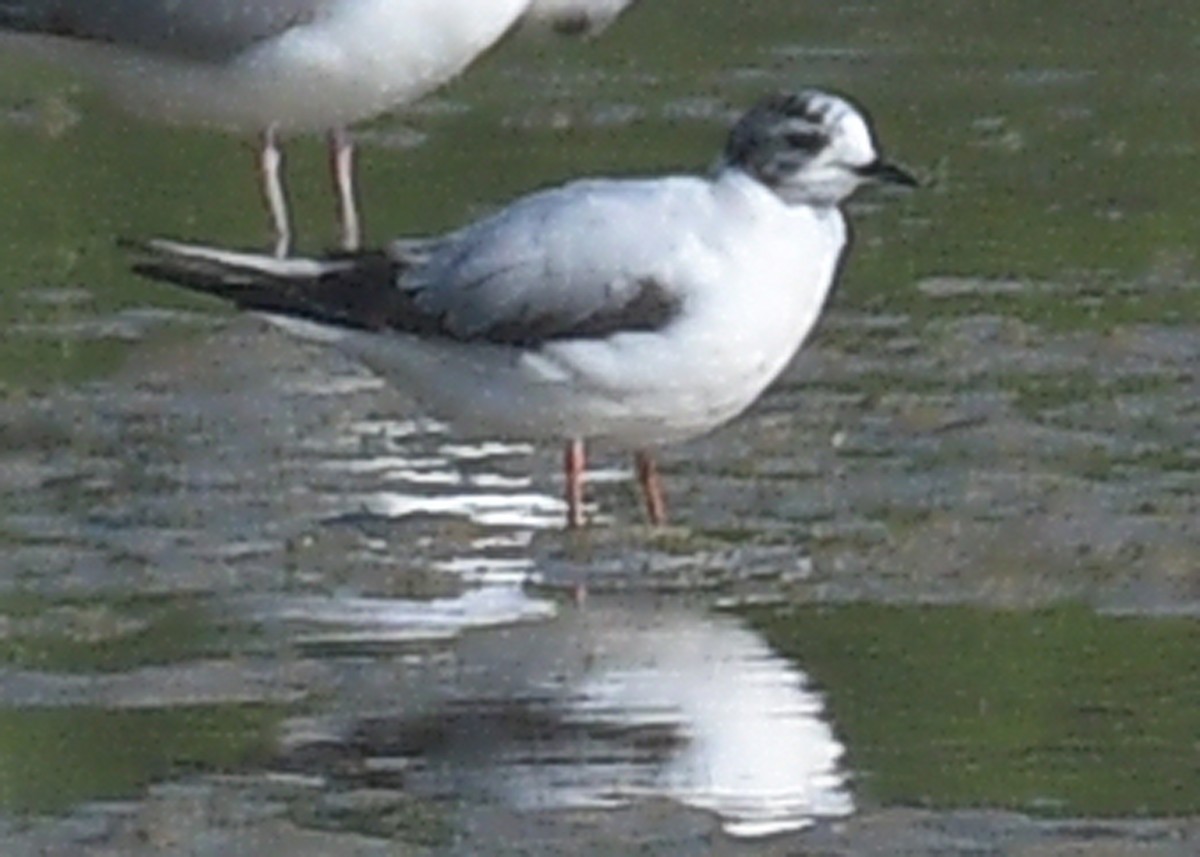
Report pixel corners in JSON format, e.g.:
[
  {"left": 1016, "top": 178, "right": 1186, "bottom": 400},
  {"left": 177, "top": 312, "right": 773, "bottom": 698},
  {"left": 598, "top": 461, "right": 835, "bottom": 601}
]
[{"left": 783, "top": 130, "right": 826, "bottom": 153}]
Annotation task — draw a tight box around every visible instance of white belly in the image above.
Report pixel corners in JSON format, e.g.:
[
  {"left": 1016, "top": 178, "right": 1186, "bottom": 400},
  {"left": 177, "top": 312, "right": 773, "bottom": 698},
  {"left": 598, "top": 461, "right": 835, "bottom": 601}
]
[{"left": 298, "top": 236, "right": 844, "bottom": 448}]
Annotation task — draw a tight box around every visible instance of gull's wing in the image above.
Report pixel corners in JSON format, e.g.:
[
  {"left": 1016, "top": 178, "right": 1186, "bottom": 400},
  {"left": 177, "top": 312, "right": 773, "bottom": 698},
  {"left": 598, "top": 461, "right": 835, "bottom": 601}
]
[
  {"left": 0, "top": 0, "right": 338, "bottom": 62},
  {"left": 130, "top": 177, "right": 709, "bottom": 348},
  {"left": 399, "top": 178, "right": 705, "bottom": 345}
]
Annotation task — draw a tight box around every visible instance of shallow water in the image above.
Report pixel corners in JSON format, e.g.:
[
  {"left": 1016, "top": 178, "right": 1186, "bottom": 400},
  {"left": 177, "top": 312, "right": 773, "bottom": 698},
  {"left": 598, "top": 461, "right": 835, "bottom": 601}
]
[{"left": 0, "top": 0, "right": 1198, "bottom": 853}]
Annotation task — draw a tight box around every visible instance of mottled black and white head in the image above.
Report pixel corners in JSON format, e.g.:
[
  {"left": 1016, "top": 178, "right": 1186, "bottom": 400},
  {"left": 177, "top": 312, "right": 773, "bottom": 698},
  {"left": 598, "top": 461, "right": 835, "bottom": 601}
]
[{"left": 722, "top": 89, "right": 916, "bottom": 206}]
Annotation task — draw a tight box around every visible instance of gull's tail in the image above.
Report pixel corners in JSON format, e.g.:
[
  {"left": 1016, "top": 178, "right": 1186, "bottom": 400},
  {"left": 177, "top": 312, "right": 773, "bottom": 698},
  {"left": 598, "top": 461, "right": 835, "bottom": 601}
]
[{"left": 127, "top": 239, "right": 411, "bottom": 333}]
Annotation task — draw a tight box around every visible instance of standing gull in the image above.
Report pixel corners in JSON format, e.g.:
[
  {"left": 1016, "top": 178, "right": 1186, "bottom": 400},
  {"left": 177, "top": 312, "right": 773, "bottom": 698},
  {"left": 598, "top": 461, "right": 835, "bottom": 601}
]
[
  {"left": 130, "top": 89, "right": 917, "bottom": 528},
  {"left": 0, "top": 0, "right": 638, "bottom": 256}
]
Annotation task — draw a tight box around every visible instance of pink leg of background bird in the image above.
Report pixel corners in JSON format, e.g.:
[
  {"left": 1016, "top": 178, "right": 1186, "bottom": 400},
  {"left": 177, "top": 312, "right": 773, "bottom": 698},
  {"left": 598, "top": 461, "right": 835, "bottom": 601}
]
[
  {"left": 328, "top": 127, "right": 361, "bottom": 251},
  {"left": 259, "top": 125, "right": 292, "bottom": 258}
]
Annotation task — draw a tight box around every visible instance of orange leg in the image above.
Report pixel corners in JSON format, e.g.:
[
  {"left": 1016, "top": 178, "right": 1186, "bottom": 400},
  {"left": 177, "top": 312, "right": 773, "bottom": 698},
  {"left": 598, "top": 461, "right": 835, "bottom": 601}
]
[
  {"left": 634, "top": 450, "right": 668, "bottom": 526},
  {"left": 564, "top": 439, "right": 586, "bottom": 528}
]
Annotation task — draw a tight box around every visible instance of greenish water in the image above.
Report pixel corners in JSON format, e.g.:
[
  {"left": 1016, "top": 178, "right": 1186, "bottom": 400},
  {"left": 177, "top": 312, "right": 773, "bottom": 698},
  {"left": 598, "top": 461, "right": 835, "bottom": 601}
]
[
  {"left": 0, "top": 705, "right": 283, "bottom": 814},
  {"left": 747, "top": 603, "right": 1200, "bottom": 816},
  {"left": 0, "top": 595, "right": 279, "bottom": 815},
  {"left": 0, "top": 594, "right": 236, "bottom": 673}
]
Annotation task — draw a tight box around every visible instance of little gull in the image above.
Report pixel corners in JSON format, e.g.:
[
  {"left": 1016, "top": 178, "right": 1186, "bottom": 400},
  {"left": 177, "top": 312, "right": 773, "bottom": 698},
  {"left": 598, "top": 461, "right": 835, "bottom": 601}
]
[
  {"left": 0, "top": 0, "right": 638, "bottom": 256},
  {"left": 129, "top": 89, "right": 916, "bottom": 528}
]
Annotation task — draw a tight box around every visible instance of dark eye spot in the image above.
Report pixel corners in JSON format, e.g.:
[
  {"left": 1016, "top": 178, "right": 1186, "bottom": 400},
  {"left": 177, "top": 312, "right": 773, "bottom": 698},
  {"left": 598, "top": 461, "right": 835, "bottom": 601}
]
[{"left": 783, "top": 130, "right": 826, "bottom": 153}]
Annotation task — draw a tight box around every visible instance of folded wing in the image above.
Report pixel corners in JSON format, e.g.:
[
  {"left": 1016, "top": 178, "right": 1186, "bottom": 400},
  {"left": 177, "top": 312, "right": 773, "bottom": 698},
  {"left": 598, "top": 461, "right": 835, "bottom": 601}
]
[
  {"left": 0, "top": 0, "right": 336, "bottom": 61},
  {"left": 131, "top": 179, "right": 702, "bottom": 347}
]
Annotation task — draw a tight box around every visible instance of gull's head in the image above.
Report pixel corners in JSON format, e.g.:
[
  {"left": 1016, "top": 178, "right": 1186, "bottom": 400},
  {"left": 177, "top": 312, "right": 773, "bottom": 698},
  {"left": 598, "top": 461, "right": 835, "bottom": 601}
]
[
  {"left": 523, "top": 0, "right": 638, "bottom": 36},
  {"left": 722, "top": 89, "right": 916, "bottom": 206}
]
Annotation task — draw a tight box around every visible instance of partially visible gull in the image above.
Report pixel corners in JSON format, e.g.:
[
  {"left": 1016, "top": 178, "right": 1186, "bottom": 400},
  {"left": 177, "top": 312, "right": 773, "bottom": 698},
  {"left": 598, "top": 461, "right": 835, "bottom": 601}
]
[
  {"left": 0, "top": 0, "right": 639, "bottom": 256},
  {"left": 129, "top": 89, "right": 917, "bottom": 528}
]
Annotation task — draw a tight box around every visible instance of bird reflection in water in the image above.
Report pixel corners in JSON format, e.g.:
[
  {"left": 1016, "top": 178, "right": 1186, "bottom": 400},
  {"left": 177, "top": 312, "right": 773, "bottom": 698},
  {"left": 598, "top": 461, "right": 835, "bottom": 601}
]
[{"left": 271, "top": 598, "right": 853, "bottom": 837}]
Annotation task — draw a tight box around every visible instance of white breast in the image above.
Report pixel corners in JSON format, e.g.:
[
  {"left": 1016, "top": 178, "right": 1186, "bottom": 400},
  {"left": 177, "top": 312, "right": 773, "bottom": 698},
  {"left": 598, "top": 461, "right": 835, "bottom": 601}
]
[{"left": 527, "top": 172, "right": 849, "bottom": 446}]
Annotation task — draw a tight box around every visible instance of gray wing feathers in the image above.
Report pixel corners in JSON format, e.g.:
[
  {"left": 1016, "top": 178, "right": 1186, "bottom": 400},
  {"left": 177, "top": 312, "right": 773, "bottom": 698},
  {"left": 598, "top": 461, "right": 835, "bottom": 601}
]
[
  {"left": 0, "top": 0, "right": 337, "bottom": 61},
  {"left": 405, "top": 183, "right": 687, "bottom": 344},
  {"left": 130, "top": 180, "right": 695, "bottom": 348}
]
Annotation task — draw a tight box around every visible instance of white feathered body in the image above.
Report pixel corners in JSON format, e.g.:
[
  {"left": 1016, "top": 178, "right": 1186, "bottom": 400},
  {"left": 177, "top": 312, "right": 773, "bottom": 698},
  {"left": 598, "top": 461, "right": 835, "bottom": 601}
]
[
  {"left": 4, "top": 0, "right": 529, "bottom": 132},
  {"left": 273, "top": 169, "right": 847, "bottom": 447}
]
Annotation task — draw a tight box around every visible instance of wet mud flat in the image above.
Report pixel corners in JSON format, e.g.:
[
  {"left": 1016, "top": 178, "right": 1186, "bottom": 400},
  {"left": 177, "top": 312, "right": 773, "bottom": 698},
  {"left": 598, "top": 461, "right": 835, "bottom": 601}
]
[
  {"left": 2, "top": 274, "right": 1197, "bottom": 604},
  {"left": 3, "top": 791, "right": 1199, "bottom": 857},
  {"left": 0, "top": 283, "right": 1196, "bottom": 853}
]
